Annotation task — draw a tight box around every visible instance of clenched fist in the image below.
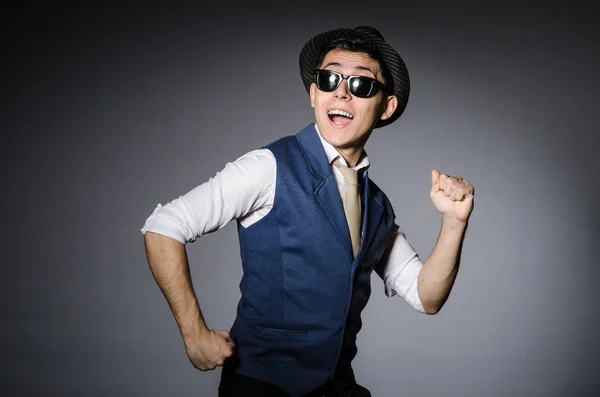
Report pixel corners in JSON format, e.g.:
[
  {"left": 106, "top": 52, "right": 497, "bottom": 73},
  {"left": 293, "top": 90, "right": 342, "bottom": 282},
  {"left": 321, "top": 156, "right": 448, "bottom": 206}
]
[
  {"left": 184, "top": 329, "right": 235, "bottom": 371},
  {"left": 430, "top": 169, "right": 474, "bottom": 222}
]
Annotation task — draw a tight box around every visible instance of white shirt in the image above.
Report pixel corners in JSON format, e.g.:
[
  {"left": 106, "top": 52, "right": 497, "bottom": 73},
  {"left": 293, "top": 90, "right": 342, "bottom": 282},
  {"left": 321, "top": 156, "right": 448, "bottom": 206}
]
[{"left": 141, "top": 125, "right": 425, "bottom": 313}]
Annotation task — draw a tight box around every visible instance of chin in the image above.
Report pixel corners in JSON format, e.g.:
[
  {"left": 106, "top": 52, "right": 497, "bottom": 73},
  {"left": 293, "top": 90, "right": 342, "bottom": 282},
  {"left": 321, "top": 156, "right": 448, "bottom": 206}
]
[{"left": 321, "top": 127, "right": 352, "bottom": 146}]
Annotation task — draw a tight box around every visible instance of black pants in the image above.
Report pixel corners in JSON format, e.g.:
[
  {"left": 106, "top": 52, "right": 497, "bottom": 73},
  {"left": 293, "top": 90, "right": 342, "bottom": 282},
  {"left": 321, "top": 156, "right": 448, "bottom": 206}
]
[{"left": 218, "top": 358, "right": 371, "bottom": 397}]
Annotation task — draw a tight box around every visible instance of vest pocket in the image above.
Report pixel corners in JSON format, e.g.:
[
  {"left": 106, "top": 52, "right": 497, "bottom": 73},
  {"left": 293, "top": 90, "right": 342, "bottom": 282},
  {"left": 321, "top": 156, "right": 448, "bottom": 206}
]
[{"left": 261, "top": 326, "right": 308, "bottom": 337}]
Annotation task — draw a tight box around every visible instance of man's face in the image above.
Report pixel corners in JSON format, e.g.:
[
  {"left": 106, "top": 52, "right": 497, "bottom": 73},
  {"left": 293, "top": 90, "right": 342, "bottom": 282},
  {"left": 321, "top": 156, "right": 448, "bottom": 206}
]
[{"left": 309, "top": 49, "right": 397, "bottom": 154}]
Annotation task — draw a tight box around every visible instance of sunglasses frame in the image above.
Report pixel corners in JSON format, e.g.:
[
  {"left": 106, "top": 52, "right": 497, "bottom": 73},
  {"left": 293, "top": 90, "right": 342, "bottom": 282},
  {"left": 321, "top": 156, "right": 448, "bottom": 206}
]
[{"left": 313, "top": 69, "right": 388, "bottom": 98}]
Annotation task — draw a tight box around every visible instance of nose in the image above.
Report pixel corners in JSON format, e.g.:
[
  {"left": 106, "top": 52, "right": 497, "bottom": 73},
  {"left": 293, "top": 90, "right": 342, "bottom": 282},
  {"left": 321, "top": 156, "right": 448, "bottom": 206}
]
[{"left": 333, "top": 77, "right": 351, "bottom": 100}]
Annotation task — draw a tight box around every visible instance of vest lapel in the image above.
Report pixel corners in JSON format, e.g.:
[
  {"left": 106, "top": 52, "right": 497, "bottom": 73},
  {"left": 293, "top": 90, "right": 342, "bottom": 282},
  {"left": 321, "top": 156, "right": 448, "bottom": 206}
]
[
  {"left": 358, "top": 170, "right": 384, "bottom": 260},
  {"left": 315, "top": 176, "right": 353, "bottom": 257},
  {"left": 297, "top": 125, "right": 353, "bottom": 259}
]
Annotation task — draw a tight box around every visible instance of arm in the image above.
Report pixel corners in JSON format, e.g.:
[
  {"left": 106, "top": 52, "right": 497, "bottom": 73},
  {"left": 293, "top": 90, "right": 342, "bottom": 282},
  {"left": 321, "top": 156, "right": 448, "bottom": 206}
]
[
  {"left": 417, "top": 217, "right": 466, "bottom": 314},
  {"left": 375, "top": 170, "right": 474, "bottom": 315},
  {"left": 141, "top": 149, "right": 276, "bottom": 370},
  {"left": 144, "top": 231, "right": 233, "bottom": 370},
  {"left": 417, "top": 169, "right": 474, "bottom": 314}
]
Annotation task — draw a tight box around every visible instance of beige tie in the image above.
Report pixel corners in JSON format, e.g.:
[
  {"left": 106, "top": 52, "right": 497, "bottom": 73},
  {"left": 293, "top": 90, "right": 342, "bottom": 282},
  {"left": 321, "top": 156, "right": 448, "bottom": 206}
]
[{"left": 333, "top": 158, "right": 361, "bottom": 257}]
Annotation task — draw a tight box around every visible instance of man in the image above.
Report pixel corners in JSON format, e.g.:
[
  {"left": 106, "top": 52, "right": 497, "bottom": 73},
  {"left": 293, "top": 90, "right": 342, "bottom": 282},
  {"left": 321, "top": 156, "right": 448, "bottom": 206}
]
[{"left": 141, "top": 26, "right": 474, "bottom": 397}]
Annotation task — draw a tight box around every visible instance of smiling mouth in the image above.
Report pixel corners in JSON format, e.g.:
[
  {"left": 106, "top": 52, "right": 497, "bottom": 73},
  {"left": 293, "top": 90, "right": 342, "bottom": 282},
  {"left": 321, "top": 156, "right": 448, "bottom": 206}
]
[{"left": 328, "top": 109, "right": 354, "bottom": 126}]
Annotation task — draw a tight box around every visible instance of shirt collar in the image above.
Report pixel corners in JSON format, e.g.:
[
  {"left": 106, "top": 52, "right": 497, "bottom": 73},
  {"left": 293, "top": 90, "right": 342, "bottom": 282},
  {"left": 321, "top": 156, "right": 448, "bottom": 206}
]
[{"left": 314, "top": 124, "right": 370, "bottom": 172}]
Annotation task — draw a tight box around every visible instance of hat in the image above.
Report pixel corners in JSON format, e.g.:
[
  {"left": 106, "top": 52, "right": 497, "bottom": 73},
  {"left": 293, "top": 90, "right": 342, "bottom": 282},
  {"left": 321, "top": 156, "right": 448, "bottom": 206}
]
[{"left": 299, "top": 26, "right": 410, "bottom": 128}]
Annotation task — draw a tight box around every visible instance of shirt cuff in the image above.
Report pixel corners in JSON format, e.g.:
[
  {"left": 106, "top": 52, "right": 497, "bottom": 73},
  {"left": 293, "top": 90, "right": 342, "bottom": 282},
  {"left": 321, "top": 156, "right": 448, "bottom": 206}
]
[
  {"left": 383, "top": 256, "right": 426, "bottom": 313},
  {"left": 140, "top": 203, "right": 189, "bottom": 244}
]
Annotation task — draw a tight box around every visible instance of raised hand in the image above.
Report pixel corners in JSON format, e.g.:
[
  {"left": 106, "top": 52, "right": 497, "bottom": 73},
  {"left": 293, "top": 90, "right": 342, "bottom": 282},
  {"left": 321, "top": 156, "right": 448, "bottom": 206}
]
[{"left": 430, "top": 169, "right": 474, "bottom": 223}]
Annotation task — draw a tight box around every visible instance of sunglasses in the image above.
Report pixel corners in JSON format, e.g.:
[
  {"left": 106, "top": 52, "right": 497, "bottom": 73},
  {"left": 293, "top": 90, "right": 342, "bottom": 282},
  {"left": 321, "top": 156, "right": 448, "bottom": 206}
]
[{"left": 314, "top": 69, "right": 388, "bottom": 98}]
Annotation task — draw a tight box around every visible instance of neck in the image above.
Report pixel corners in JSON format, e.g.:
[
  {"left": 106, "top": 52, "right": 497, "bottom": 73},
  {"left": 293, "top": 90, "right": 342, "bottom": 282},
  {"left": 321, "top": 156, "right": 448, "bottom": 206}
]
[{"left": 338, "top": 146, "right": 364, "bottom": 168}]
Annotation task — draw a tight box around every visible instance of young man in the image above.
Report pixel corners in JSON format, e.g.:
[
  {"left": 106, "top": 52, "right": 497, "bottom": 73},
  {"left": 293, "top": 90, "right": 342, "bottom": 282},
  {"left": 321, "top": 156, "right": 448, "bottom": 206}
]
[{"left": 142, "top": 26, "right": 474, "bottom": 397}]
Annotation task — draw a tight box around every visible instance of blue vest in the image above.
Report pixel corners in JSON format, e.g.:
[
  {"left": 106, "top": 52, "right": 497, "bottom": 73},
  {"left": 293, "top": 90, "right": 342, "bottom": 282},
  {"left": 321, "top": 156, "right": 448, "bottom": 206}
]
[{"left": 229, "top": 124, "right": 396, "bottom": 396}]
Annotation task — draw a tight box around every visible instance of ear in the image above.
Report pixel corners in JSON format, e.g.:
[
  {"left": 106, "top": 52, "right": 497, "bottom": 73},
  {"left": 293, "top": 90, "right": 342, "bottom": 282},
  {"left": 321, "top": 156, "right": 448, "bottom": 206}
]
[
  {"left": 379, "top": 95, "right": 398, "bottom": 121},
  {"left": 309, "top": 83, "right": 316, "bottom": 108}
]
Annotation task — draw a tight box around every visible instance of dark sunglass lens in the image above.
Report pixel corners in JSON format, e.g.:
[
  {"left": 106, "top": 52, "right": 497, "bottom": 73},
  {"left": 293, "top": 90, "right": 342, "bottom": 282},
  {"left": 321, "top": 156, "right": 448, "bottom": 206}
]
[
  {"left": 349, "top": 77, "right": 374, "bottom": 98},
  {"left": 317, "top": 71, "right": 340, "bottom": 92}
]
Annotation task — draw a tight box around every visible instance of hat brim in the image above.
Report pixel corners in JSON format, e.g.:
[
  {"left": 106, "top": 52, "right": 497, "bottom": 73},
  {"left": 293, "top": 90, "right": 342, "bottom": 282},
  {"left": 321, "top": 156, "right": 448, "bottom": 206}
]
[{"left": 299, "top": 26, "right": 410, "bottom": 128}]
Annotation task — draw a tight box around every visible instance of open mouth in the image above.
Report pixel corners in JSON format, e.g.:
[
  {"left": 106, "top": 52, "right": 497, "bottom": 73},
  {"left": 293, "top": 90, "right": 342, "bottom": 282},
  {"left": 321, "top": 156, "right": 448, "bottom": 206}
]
[{"left": 328, "top": 109, "right": 354, "bottom": 126}]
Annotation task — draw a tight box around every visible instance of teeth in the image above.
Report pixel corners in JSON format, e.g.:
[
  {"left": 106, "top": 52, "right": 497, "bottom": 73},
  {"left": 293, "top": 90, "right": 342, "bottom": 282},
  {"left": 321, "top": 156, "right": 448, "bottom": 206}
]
[{"left": 328, "top": 109, "right": 353, "bottom": 119}]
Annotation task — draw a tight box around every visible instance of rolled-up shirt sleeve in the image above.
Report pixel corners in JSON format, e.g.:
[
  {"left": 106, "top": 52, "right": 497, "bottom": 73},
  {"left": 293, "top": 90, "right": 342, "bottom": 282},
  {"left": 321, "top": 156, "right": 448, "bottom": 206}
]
[
  {"left": 375, "top": 224, "right": 426, "bottom": 313},
  {"left": 140, "top": 149, "right": 276, "bottom": 244}
]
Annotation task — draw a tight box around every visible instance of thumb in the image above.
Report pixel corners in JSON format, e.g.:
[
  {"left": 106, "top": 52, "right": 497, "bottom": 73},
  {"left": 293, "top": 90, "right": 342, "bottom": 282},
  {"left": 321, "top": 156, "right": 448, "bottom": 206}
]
[
  {"left": 431, "top": 169, "right": 440, "bottom": 193},
  {"left": 216, "top": 330, "right": 235, "bottom": 346}
]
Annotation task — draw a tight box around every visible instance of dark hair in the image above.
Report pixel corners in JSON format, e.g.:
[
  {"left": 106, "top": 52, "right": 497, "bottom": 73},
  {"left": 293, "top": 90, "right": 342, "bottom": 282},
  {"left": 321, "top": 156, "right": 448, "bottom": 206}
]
[{"left": 316, "top": 37, "right": 394, "bottom": 94}]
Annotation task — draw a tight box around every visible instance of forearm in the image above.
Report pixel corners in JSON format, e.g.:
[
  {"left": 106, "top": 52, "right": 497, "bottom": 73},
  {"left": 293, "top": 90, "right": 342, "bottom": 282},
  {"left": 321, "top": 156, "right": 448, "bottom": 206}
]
[
  {"left": 417, "top": 216, "right": 467, "bottom": 314},
  {"left": 144, "top": 231, "right": 208, "bottom": 339}
]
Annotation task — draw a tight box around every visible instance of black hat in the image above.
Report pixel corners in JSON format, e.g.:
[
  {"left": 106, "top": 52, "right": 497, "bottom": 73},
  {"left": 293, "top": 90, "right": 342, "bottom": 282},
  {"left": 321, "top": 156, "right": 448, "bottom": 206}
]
[{"left": 299, "top": 26, "right": 410, "bottom": 128}]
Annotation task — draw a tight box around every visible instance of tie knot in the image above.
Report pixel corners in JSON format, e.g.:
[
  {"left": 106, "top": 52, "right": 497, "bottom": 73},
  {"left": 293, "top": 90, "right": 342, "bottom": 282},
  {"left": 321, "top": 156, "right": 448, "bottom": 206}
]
[{"left": 333, "top": 158, "right": 359, "bottom": 185}]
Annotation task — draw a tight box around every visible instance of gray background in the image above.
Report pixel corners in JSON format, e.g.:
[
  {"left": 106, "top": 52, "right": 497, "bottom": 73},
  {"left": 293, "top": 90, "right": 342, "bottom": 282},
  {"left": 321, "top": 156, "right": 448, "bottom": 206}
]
[{"left": 3, "top": 1, "right": 599, "bottom": 396}]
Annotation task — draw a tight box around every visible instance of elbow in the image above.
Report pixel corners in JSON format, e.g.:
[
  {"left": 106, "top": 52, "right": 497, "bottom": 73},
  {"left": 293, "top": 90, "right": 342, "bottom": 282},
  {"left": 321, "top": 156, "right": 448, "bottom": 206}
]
[
  {"left": 422, "top": 304, "right": 441, "bottom": 315},
  {"left": 416, "top": 279, "right": 450, "bottom": 315},
  {"left": 144, "top": 231, "right": 184, "bottom": 246},
  {"left": 419, "top": 296, "right": 447, "bottom": 315},
  {"left": 143, "top": 232, "right": 186, "bottom": 260},
  {"left": 143, "top": 231, "right": 162, "bottom": 250}
]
